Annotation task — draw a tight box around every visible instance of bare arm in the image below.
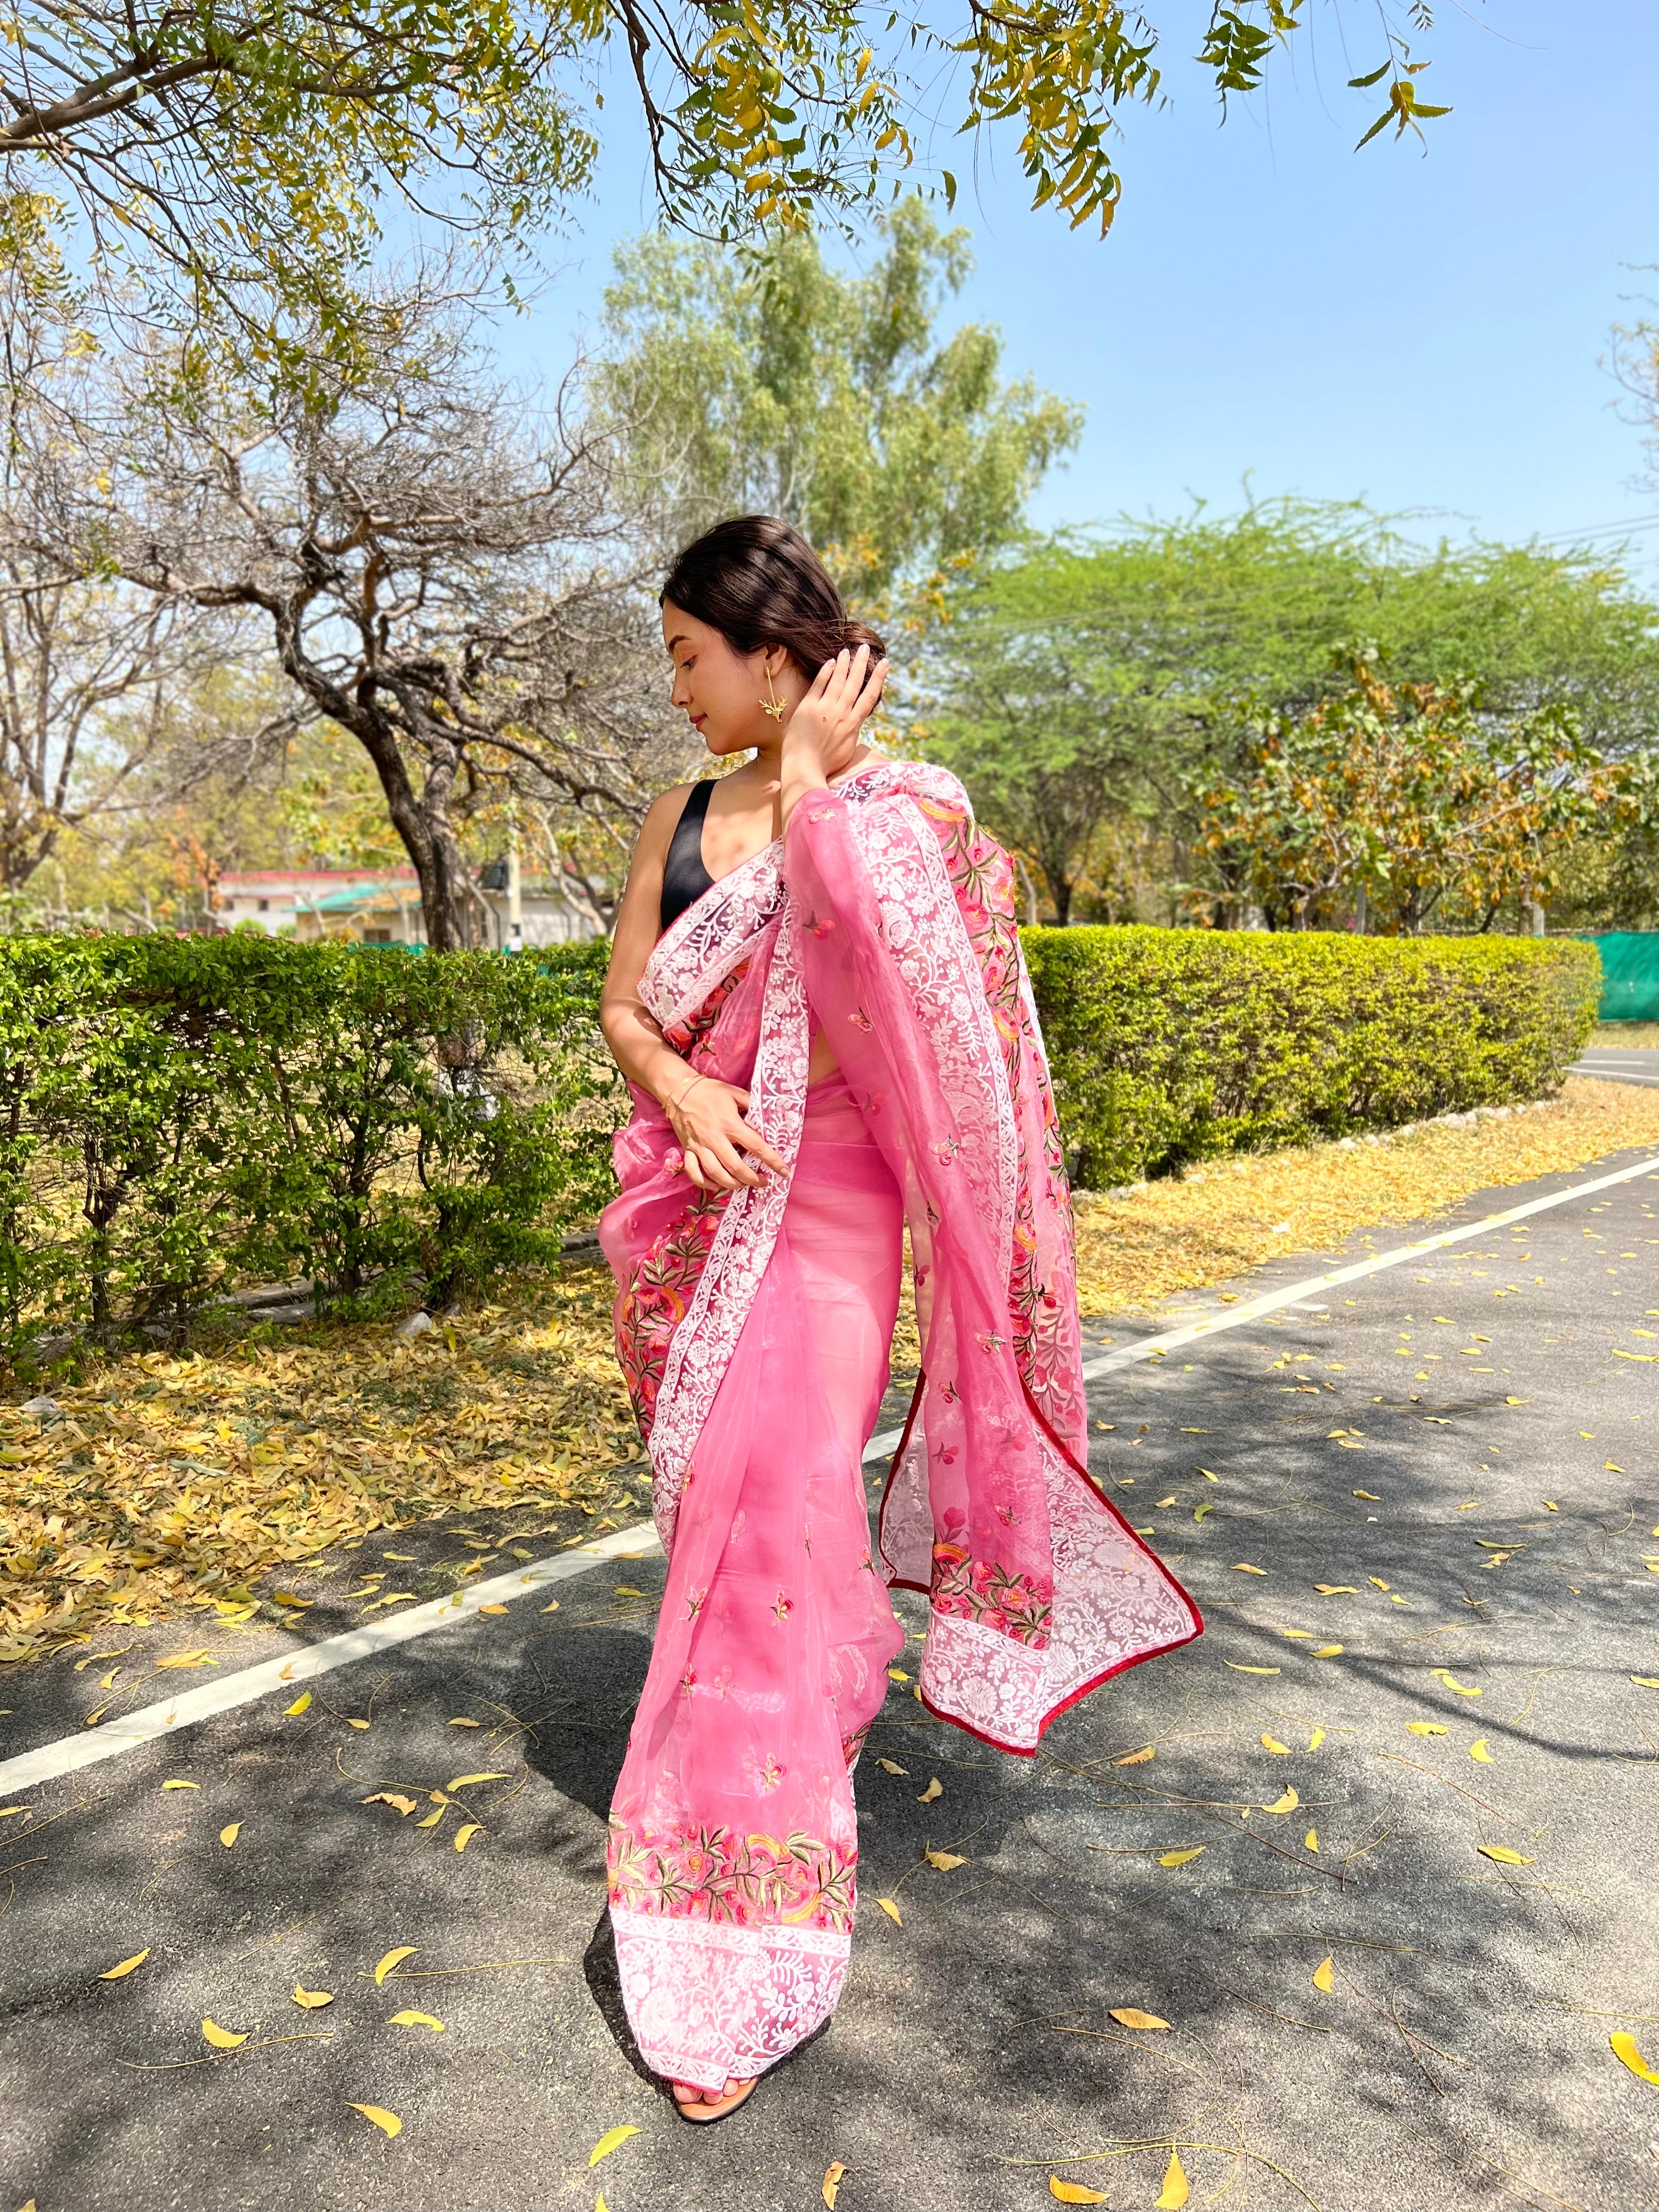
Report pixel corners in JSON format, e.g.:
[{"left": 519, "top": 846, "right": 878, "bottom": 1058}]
[{"left": 600, "top": 789, "right": 788, "bottom": 1193}]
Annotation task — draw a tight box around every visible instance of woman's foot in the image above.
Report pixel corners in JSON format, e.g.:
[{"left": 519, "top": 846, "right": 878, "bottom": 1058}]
[{"left": 672, "top": 2075, "right": 757, "bottom": 2124}]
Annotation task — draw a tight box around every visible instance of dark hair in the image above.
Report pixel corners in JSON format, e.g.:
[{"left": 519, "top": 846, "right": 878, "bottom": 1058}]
[{"left": 661, "top": 515, "right": 885, "bottom": 676}]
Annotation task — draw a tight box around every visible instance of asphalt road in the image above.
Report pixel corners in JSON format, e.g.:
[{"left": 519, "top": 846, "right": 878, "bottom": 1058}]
[
  {"left": 1570, "top": 1048, "right": 1659, "bottom": 1089},
  {"left": 2, "top": 1146, "right": 1657, "bottom": 2212}
]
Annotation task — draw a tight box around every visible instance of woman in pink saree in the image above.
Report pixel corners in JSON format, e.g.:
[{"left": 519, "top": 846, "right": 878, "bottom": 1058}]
[{"left": 597, "top": 517, "right": 1200, "bottom": 2123}]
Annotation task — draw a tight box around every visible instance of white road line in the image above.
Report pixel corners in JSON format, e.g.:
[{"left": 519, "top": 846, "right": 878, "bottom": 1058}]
[
  {"left": 8, "top": 1144, "right": 1657, "bottom": 1802},
  {"left": 0, "top": 1522, "right": 663, "bottom": 1800},
  {"left": 860, "top": 1143, "right": 1659, "bottom": 1455}
]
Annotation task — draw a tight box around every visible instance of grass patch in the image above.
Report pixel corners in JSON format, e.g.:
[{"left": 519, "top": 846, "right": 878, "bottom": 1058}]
[{"left": 1592, "top": 1022, "right": 1659, "bottom": 1047}]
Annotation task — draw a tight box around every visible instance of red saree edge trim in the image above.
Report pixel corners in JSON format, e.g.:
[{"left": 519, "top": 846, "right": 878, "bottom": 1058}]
[{"left": 869, "top": 1352, "right": 1206, "bottom": 1759}]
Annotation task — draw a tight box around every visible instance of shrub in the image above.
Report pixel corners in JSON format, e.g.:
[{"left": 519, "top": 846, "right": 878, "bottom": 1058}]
[
  {"left": 0, "top": 935, "right": 625, "bottom": 1363},
  {"left": 1021, "top": 926, "right": 1600, "bottom": 1190}
]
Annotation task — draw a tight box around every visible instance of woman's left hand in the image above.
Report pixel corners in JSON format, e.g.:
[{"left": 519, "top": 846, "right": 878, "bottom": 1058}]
[{"left": 781, "top": 644, "right": 889, "bottom": 790}]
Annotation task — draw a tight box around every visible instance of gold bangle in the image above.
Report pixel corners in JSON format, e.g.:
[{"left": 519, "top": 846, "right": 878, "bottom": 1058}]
[{"left": 668, "top": 1069, "right": 706, "bottom": 1113}]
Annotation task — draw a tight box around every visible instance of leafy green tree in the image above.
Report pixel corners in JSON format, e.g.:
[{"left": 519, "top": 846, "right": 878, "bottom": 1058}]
[
  {"left": 596, "top": 202, "right": 1082, "bottom": 598},
  {"left": 924, "top": 502, "right": 1659, "bottom": 922},
  {"left": 2, "top": 2, "right": 1459, "bottom": 375}
]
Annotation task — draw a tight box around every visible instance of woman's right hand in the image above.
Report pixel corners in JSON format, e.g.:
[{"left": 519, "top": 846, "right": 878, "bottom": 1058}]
[{"left": 666, "top": 1074, "right": 789, "bottom": 1191}]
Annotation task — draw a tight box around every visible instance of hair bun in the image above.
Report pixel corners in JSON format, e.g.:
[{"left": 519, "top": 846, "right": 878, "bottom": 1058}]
[{"left": 662, "top": 516, "right": 887, "bottom": 674}]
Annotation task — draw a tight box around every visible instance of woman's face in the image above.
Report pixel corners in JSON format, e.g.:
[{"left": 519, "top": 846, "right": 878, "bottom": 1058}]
[{"left": 662, "top": 602, "right": 798, "bottom": 758}]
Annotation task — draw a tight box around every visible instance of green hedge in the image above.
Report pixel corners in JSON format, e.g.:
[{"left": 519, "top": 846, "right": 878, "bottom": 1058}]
[
  {"left": 1020, "top": 926, "right": 1600, "bottom": 1191},
  {"left": 0, "top": 934, "right": 624, "bottom": 1363}
]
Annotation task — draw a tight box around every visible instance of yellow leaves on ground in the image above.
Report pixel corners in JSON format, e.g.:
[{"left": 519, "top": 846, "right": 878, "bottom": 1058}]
[
  {"left": 584, "top": 2114, "right": 637, "bottom": 2168},
  {"left": 1368, "top": 1577, "right": 1390, "bottom": 1591},
  {"left": 1232, "top": 1563, "right": 1267, "bottom": 1575},
  {"left": 1307, "top": 1729, "right": 1325, "bottom": 1750},
  {"left": 1611, "top": 2032, "right": 1659, "bottom": 2085},
  {"left": 97, "top": 1949, "right": 149, "bottom": 1980},
  {"left": 292, "top": 1987, "right": 334, "bottom": 2008},
  {"left": 373, "top": 1947, "right": 416, "bottom": 1985},
  {"left": 614, "top": 1585, "right": 646, "bottom": 1599},
  {"left": 0, "top": 1268, "right": 642, "bottom": 1661},
  {"left": 1156, "top": 2149, "right": 1190, "bottom": 2209},
  {"left": 348, "top": 2104, "right": 403, "bottom": 2138},
  {"left": 202, "top": 2018, "right": 249, "bottom": 2049},
  {"left": 448, "top": 1716, "right": 481, "bottom": 1727},
  {"left": 1159, "top": 1848, "right": 1205, "bottom": 1867},
  {"left": 1108, "top": 2007, "right": 1170, "bottom": 2030},
  {"left": 823, "top": 2160, "right": 849, "bottom": 2208},
  {"left": 1469, "top": 1739, "right": 1493, "bottom": 1763},
  {"left": 1260, "top": 1734, "right": 1290, "bottom": 1754},
  {"left": 453, "top": 1824, "right": 482, "bottom": 1853},
  {"left": 1304, "top": 1829, "right": 1319, "bottom": 1852},
  {"left": 284, "top": 1692, "right": 313, "bottom": 1716},
  {"left": 363, "top": 1793, "right": 416, "bottom": 1817},
  {"left": 219, "top": 1822, "right": 242, "bottom": 1847},
  {"left": 876, "top": 1757, "right": 907, "bottom": 1775},
  {"left": 917, "top": 1778, "right": 943, "bottom": 1803},
  {"left": 389, "top": 2010, "right": 444, "bottom": 2031},
  {"left": 924, "top": 1847, "right": 966, "bottom": 1871},
  {"left": 1633, "top": 1677, "right": 1659, "bottom": 1690},
  {"left": 888, "top": 1668, "right": 911, "bottom": 1683},
  {"left": 1352, "top": 1490, "right": 1380, "bottom": 1502},
  {"left": 1407, "top": 1722, "right": 1448, "bottom": 1736},
  {"left": 1478, "top": 1845, "right": 1533, "bottom": 1866},
  {"left": 445, "top": 1773, "right": 509, "bottom": 1791},
  {"left": 1224, "top": 1663, "right": 1280, "bottom": 1676},
  {"left": 1262, "top": 1788, "right": 1300, "bottom": 1814},
  {"left": 1312, "top": 1956, "right": 1335, "bottom": 1993},
  {"left": 161, "top": 1779, "right": 199, "bottom": 1790},
  {"left": 1311, "top": 1644, "right": 1344, "bottom": 1658},
  {"left": 1114, "top": 1745, "right": 1155, "bottom": 1765},
  {"left": 1432, "top": 1669, "right": 1482, "bottom": 1697},
  {"left": 1049, "top": 2181, "right": 1108, "bottom": 2204},
  {"left": 876, "top": 1898, "right": 902, "bottom": 1926},
  {"left": 477, "top": 1603, "right": 509, "bottom": 1616},
  {"left": 1314, "top": 1584, "right": 1357, "bottom": 1594}
]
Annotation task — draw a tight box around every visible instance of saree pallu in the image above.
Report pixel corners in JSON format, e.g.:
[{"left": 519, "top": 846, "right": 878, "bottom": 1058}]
[{"left": 599, "top": 760, "right": 1201, "bottom": 2091}]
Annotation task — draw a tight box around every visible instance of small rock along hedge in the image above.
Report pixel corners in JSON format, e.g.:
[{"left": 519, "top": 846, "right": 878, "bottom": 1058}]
[
  {"left": 1020, "top": 925, "right": 1600, "bottom": 1191},
  {"left": 0, "top": 924, "right": 1598, "bottom": 1362}
]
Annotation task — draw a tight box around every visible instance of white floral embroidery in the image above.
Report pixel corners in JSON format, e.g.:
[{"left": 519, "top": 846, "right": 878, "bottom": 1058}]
[
  {"left": 640, "top": 841, "right": 785, "bottom": 1034},
  {"left": 610, "top": 1906, "right": 850, "bottom": 2091}
]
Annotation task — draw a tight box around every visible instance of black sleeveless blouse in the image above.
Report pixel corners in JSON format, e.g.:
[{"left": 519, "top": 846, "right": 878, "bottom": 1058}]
[{"left": 659, "top": 778, "right": 715, "bottom": 933}]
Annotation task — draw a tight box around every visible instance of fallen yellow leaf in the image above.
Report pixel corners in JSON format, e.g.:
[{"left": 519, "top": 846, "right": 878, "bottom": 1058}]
[
  {"left": 97, "top": 1949, "right": 149, "bottom": 1981},
  {"left": 1477, "top": 1845, "right": 1533, "bottom": 1866},
  {"left": 478, "top": 1602, "right": 509, "bottom": 1615},
  {"left": 1352, "top": 1490, "right": 1380, "bottom": 1502},
  {"left": 373, "top": 1947, "right": 416, "bottom": 1985},
  {"left": 1632, "top": 1677, "right": 1659, "bottom": 1690},
  {"left": 447, "top": 1714, "right": 480, "bottom": 1726},
  {"left": 1368, "top": 1577, "right": 1390, "bottom": 1591},
  {"left": 283, "top": 1691, "right": 312, "bottom": 1715},
  {"left": 348, "top": 2103, "right": 402, "bottom": 2138},
  {"left": 924, "top": 1847, "right": 966, "bottom": 1871},
  {"left": 1304, "top": 1829, "right": 1319, "bottom": 1852},
  {"left": 1049, "top": 2182, "right": 1108, "bottom": 2205},
  {"left": 346, "top": 1718, "right": 371, "bottom": 1730},
  {"left": 219, "top": 1822, "right": 242, "bottom": 1847},
  {"left": 157, "top": 1649, "right": 214, "bottom": 1669},
  {"left": 1312, "top": 1956, "right": 1335, "bottom": 1993},
  {"left": 389, "top": 2010, "right": 445, "bottom": 2031},
  {"left": 1233, "top": 1563, "right": 1267, "bottom": 1575},
  {"left": 876, "top": 1898, "right": 902, "bottom": 1927},
  {"left": 1307, "top": 1728, "right": 1325, "bottom": 1750},
  {"left": 1224, "top": 1663, "right": 1280, "bottom": 1675},
  {"left": 1407, "top": 1722, "right": 1448, "bottom": 1736},
  {"left": 292, "top": 1986, "right": 334, "bottom": 2008},
  {"left": 917, "top": 1778, "right": 943, "bottom": 1803},
  {"left": 1114, "top": 1745, "right": 1155, "bottom": 1765},
  {"left": 1611, "top": 2031, "right": 1659, "bottom": 2085},
  {"left": 362, "top": 1793, "right": 417, "bottom": 1816},
  {"left": 1433, "top": 1671, "right": 1482, "bottom": 1697},
  {"left": 1259, "top": 1734, "right": 1290, "bottom": 1754},
  {"left": 1159, "top": 1848, "right": 1205, "bottom": 1867},
  {"left": 1469, "top": 1739, "right": 1493, "bottom": 1763},
  {"left": 454, "top": 1824, "right": 482, "bottom": 1852},
  {"left": 161, "top": 1779, "right": 199, "bottom": 1791},
  {"left": 1311, "top": 1644, "right": 1344, "bottom": 1658},
  {"left": 1314, "top": 1584, "right": 1357, "bottom": 1594},
  {"left": 1262, "top": 1787, "right": 1300, "bottom": 1814},
  {"left": 823, "top": 2159, "right": 849, "bottom": 2208},
  {"left": 202, "top": 2018, "right": 249, "bottom": 2049},
  {"left": 1156, "top": 2148, "right": 1190, "bottom": 2209},
  {"left": 876, "top": 1757, "right": 907, "bottom": 1775},
  {"left": 1108, "top": 2007, "right": 1170, "bottom": 2030},
  {"left": 888, "top": 1668, "right": 911, "bottom": 1682},
  {"left": 446, "top": 1773, "right": 509, "bottom": 1791}
]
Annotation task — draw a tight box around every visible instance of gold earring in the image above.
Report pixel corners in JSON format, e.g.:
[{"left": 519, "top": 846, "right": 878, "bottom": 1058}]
[{"left": 760, "top": 661, "right": 786, "bottom": 722}]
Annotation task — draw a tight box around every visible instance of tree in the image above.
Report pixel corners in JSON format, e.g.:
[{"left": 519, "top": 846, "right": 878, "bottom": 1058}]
[
  {"left": 921, "top": 503, "right": 1659, "bottom": 924},
  {"left": 1194, "top": 657, "right": 1627, "bottom": 935},
  {"left": 49, "top": 307, "right": 687, "bottom": 950},
  {"left": 3, "top": 0, "right": 1460, "bottom": 379},
  {"left": 596, "top": 202, "right": 1082, "bottom": 597}
]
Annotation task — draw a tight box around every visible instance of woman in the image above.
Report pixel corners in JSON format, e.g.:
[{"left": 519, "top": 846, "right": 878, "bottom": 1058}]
[{"left": 597, "top": 516, "right": 1200, "bottom": 2124}]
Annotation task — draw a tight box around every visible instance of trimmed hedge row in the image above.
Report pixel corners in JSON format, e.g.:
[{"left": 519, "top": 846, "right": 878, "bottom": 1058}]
[
  {"left": 0, "top": 934, "right": 623, "bottom": 1362},
  {"left": 1021, "top": 926, "right": 1601, "bottom": 1190}
]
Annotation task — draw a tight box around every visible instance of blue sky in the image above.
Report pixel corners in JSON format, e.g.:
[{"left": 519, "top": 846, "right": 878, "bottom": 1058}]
[{"left": 495, "top": 3, "right": 1659, "bottom": 569}]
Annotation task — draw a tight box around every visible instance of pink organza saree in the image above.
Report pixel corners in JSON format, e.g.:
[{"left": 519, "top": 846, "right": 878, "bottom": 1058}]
[{"left": 598, "top": 759, "right": 1201, "bottom": 2091}]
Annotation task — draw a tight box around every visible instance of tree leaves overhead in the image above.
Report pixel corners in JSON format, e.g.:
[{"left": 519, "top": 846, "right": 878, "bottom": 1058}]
[{"left": 2, "top": 2, "right": 1455, "bottom": 375}]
